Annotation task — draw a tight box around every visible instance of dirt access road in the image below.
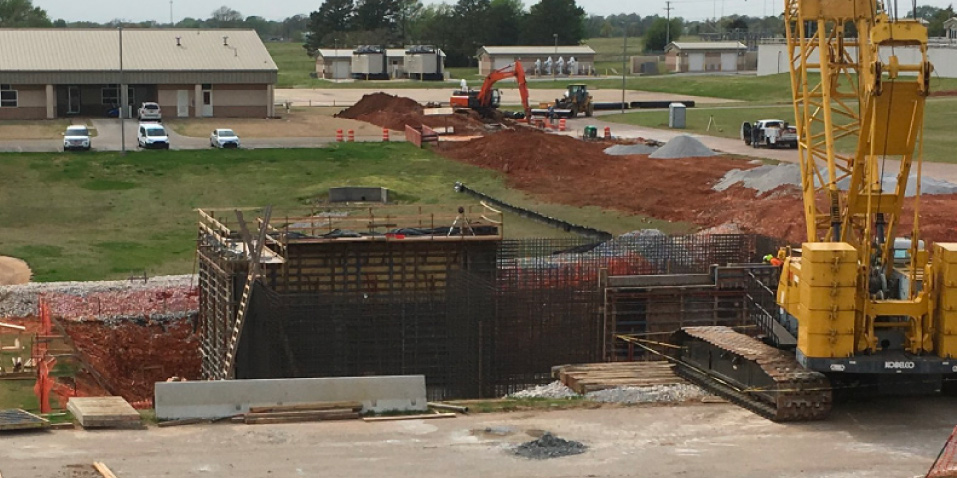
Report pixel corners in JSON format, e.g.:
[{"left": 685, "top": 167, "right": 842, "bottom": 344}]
[
  {"left": 3, "top": 398, "right": 955, "bottom": 477},
  {"left": 568, "top": 115, "right": 957, "bottom": 184}
]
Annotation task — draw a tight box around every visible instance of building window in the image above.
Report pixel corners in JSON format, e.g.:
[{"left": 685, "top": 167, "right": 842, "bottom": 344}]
[
  {"left": 0, "top": 85, "right": 17, "bottom": 108},
  {"left": 102, "top": 85, "right": 135, "bottom": 105}
]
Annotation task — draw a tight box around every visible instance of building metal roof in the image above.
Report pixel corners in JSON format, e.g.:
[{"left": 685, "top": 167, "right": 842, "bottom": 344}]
[
  {"left": 0, "top": 29, "right": 277, "bottom": 72},
  {"left": 316, "top": 48, "right": 445, "bottom": 60},
  {"left": 665, "top": 41, "right": 748, "bottom": 52},
  {"left": 478, "top": 45, "right": 596, "bottom": 56}
]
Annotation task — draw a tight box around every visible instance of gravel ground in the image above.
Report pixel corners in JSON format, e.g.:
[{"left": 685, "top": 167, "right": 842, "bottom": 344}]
[
  {"left": 715, "top": 163, "right": 957, "bottom": 196},
  {"left": 604, "top": 143, "right": 659, "bottom": 156},
  {"left": 585, "top": 384, "right": 711, "bottom": 404},
  {"left": 513, "top": 432, "right": 587, "bottom": 460},
  {"left": 0, "top": 274, "right": 196, "bottom": 318},
  {"left": 508, "top": 381, "right": 580, "bottom": 399}
]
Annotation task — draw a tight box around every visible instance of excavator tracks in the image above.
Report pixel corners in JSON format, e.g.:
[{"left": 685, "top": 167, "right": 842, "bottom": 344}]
[{"left": 671, "top": 326, "right": 832, "bottom": 422}]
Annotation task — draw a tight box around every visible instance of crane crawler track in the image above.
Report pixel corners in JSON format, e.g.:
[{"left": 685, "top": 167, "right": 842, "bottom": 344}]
[{"left": 672, "top": 326, "right": 832, "bottom": 422}]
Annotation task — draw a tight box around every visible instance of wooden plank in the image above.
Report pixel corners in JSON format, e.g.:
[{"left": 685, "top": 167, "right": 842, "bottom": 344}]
[
  {"left": 157, "top": 418, "right": 211, "bottom": 428},
  {"left": 93, "top": 462, "right": 118, "bottom": 478},
  {"left": 244, "top": 409, "right": 356, "bottom": 420},
  {"left": 362, "top": 413, "right": 456, "bottom": 422},
  {"left": 244, "top": 412, "right": 359, "bottom": 425}
]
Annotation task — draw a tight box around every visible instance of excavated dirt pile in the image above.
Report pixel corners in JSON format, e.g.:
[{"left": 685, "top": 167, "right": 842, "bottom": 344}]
[
  {"left": 437, "top": 129, "right": 957, "bottom": 244},
  {"left": 63, "top": 318, "right": 201, "bottom": 403},
  {"left": 335, "top": 92, "right": 487, "bottom": 134}
]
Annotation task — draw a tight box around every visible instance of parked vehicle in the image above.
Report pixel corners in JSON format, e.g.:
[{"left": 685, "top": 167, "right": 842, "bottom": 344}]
[
  {"left": 137, "top": 123, "right": 169, "bottom": 149},
  {"left": 741, "top": 119, "right": 798, "bottom": 149},
  {"left": 138, "top": 102, "right": 162, "bottom": 122},
  {"left": 62, "top": 125, "right": 91, "bottom": 151},
  {"left": 210, "top": 129, "right": 240, "bottom": 148}
]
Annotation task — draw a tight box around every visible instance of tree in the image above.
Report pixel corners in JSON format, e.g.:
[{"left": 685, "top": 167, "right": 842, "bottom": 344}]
[
  {"left": 727, "top": 17, "right": 748, "bottom": 32},
  {"left": 303, "top": 0, "right": 355, "bottom": 53},
  {"left": 0, "top": 0, "right": 52, "bottom": 27},
  {"left": 521, "top": 0, "right": 586, "bottom": 45},
  {"left": 209, "top": 6, "right": 243, "bottom": 27},
  {"left": 486, "top": 0, "right": 524, "bottom": 46},
  {"left": 452, "top": 0, "right": 491, "bottom": 64},
  {"left": 354, "top": 0, "right": 399, "bottom": 31},
  {"left": 643, "top": 17, "right": 682, "bottom": 52}
]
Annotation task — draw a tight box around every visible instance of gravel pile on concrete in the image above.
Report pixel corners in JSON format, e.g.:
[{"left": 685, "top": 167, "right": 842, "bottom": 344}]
[
  {"left": 0, "top": 274, "right": 196, "bottom": 318},
  {"left": 648, "top": 135, "right": 716, "bottom": 159},
  {"left": 513, "top": 433, "right": 587, "bottom": 460},
  {"left": 585, "top": 384, "right": 711, "bottom": 404},
  {"left": 508, "top": 381, "right": 579, "bottom": 399},
  {"left": 604, "top": 143, "right": 659, "bottom": 156}
]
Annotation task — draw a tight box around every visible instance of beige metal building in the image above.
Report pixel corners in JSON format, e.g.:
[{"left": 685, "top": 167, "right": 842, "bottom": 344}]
[
  {"left": 315, "top": 46, "right": 446, "bottom": 80},
  {"left": 0, "top": 29, "right": 278, "bottom": 120},
  {"left": 664, "top": 42, "right": 748, "bottom": 73},
  {"left": 476, "top": 46, "right": 596, "bottom": 76}
]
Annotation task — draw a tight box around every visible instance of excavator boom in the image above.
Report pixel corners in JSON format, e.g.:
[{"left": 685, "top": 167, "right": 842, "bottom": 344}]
[{"left": 451, "top": 62, "right": 531, "bottom": 118}]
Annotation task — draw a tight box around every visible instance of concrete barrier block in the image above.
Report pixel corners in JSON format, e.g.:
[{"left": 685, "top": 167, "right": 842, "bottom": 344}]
[{"left": 155, "top": 375, "right": 427, "bottom": 420}]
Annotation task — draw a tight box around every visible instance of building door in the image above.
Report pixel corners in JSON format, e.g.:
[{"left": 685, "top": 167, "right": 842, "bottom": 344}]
[
  {"left": 177, "top": 90, "right": 189, "bottom": 117},
  {"left": 720, "top": 52, "right": 738, "bottom": 72},
  {"left": 201, "top": 88, "right": 213, "bottom": 117},
  {"left": 67, "top": 86, "right": 81, "bottom": 114},
  {"left": 688, "top": 53, "right": 705, "bottom": 72}
]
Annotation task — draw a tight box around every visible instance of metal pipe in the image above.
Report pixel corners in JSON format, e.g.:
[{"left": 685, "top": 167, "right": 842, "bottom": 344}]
[{"left": 427, "top": 402, "right": 469, "bottom": 413}]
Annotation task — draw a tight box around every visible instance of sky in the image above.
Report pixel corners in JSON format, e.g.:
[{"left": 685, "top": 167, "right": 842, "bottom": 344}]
[{"left": 31, "top": 0, "right": 957, "bottom": 23}]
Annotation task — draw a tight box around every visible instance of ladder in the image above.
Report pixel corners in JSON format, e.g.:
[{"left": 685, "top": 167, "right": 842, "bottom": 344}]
[{"left": 219, "top": 206, "right": 272, "bottom": 380}]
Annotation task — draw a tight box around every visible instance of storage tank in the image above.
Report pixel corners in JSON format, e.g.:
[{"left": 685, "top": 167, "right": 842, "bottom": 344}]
[
  {"left": 352, "top": 45, "right": 388, "bottom": 80},
  {"left": 404, "top": 45, "right": 444, "bottom": 81}
]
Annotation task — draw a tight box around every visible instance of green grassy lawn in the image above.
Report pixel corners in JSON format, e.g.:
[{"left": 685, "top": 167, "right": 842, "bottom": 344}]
[
  {"left": 0, "top": 144, "right": 690, "bottom": 282},
  {"left": 602, "top": 96, "right": 957, "bottom": 163}
]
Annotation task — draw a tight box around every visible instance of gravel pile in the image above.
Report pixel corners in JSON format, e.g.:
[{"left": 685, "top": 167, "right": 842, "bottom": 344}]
[
  {"left": 713, "top": 164, "right": 802, "bottom": 193},
  {"left": 0, "top": 274, "right": 196, "bottom": 318},
  {"left": 715, "top": 163, "right": 957, "bottom": 197},
  {"left": 648, "top": 135, "right": 716, "bottom": 159},
  {"left": 604, "top": 143, "right": 659, "bottom": 156},
  {"left": 513, "top": 432, "right": 587, "bottom": 460},
  {"left": 508, "top": 381, "right": 579, "bottom": 399},
  {"left": 585, "top": 384, "right": 711, "bottom": 404}
]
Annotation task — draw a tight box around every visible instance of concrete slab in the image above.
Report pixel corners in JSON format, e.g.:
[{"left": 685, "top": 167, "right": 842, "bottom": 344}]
[
  {"left": 67, "top": 396, "right": 141, "bottom": 429},
  {"left": 155, "top": 375, "right": 428, "bottom": 420}
]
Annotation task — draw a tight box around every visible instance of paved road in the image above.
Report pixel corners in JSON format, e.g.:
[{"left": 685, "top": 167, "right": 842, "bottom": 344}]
[
  {"left": 565, "top": 115, "right": 957, "bottom": 184},
  {"left": 2, "top": 399, "right": 956, "bottom": 477}
]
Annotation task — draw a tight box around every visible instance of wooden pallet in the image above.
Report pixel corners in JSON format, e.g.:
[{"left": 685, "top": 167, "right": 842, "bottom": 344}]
[
  {"left": 551, "top": 361, "right": 687, "bottom": 394},
  {"left": 67, "top": 397, "right": 141, "bottom": 429}
]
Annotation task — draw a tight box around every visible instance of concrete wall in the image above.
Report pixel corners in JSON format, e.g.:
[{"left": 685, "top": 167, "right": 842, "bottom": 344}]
[
  {"left": 317, "top": 58, "right": 352, "bottom": 79},
  {"left": 0, "top": 84, "right": 45, "bottom": 119},
  {"left": 758, "top": 43, "right": 957, "bottom": 78},
  {"left": 213, "top": 84, "right": 269, "bottom": 118},
  {"left": 157, "top": 84, "right": 195, "bottom": 118},
  {"left": 155, "top": 375, "right": 428, "bottom": 420},
  {"left": 329, "top": 187, "right": 390, "bottom": 203}
]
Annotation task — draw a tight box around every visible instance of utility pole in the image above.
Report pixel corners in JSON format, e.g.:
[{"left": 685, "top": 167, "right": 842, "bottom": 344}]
[
  {"left": 170, "top": 0, "right": 174, "bottom": 25},
  {"left": 118, "top": 27, "right": 126, "bottom": 155},
  {"left": 621, "top": 27, "right": 627, "bottom": 114},
  {"left": 665, "top": 1, "right": 674, "bottom": 46}
]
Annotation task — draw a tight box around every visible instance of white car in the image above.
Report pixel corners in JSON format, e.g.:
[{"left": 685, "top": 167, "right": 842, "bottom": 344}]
[
  {"left": 210, "top": 129, "right": 240, "bottom": 148},
  {"left": 138, "top": 102, "right": 162, "bottom": 122},
  {"left": 137, "top": 123, "right": 170, "bottom": 149},
  {"left": 63, "top": 125, "right": 91, "bottom": 151}
]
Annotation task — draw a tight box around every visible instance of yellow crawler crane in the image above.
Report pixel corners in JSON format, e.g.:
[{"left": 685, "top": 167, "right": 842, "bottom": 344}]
[
  {"left": 778, "top": 0, "right": 957, "bottom": 381},
  {"left": 671, "top": 0, "right": 957, "bottom": 421}
]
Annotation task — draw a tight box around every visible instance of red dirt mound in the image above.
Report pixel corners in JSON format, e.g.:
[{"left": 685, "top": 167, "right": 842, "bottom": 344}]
[
  {"left": 336, "top": 92, "right": 488, "bottom": 134},
  {"left": 435, "top": 128, "right": 957, "bottom": 244},
  {"left": 63, "top": 318, "right": 201, "bottom": 403}
]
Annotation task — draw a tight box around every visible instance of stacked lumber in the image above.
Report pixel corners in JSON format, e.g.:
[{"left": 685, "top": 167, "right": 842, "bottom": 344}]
[
  {"left": 239, "top": 401, "right": 362, "bottom": 425},
  {"left": 551, "top": 362, "right": 687, "bottom": 394}
]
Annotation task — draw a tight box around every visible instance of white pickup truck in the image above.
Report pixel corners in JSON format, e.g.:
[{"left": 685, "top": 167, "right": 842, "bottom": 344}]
[{"left": 741, "top": 120, "right": 798, "bottom": 149}]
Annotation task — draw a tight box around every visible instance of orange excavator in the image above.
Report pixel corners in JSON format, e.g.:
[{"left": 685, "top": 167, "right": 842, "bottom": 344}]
[{"left": 450, "top": 61, "right": 531, "bottom": 119}]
